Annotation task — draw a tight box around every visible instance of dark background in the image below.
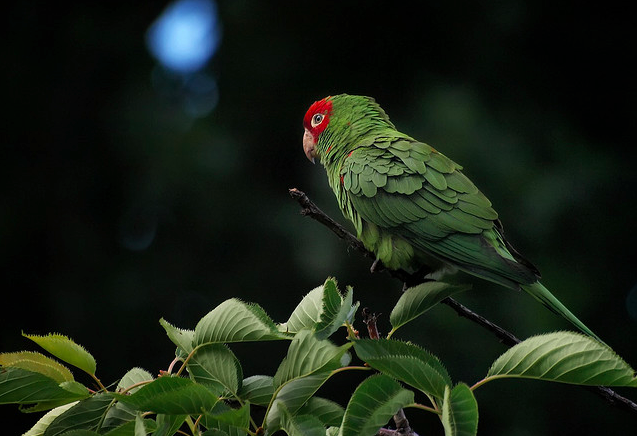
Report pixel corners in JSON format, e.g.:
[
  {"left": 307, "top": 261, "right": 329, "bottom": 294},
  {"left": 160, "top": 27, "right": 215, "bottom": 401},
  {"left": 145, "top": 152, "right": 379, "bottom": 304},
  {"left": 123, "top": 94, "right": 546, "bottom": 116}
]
[{"left": 3, "top": 1, "right": 636, "bottom": 434}]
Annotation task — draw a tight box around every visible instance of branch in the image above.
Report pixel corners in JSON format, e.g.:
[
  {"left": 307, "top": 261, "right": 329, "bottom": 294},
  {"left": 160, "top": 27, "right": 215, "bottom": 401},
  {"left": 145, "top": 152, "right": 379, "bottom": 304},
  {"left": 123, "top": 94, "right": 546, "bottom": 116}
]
[{"left": 289, "top": 187, "right": 637, "bottom": 415}]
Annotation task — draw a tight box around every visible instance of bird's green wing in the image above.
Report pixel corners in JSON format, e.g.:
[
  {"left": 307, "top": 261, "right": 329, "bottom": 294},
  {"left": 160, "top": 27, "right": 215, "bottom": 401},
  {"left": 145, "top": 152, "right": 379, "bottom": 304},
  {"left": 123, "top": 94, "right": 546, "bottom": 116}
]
[{"left": 342, "top": 135, "right": 538, "bottom": 288}]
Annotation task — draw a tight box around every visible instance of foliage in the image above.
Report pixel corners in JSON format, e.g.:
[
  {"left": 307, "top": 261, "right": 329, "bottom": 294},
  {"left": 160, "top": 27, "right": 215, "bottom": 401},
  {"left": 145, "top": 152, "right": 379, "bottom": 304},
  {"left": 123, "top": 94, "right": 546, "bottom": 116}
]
[{"left": 2, "top": 278, "right": 636, "bottom": 436}]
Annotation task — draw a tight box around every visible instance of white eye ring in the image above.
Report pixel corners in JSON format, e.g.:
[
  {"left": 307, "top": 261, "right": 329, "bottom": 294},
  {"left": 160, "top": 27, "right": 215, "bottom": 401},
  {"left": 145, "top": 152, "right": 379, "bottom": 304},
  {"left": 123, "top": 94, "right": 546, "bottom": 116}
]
[{"left": 311, "top": 113, "right": 324, "bottom": 127}]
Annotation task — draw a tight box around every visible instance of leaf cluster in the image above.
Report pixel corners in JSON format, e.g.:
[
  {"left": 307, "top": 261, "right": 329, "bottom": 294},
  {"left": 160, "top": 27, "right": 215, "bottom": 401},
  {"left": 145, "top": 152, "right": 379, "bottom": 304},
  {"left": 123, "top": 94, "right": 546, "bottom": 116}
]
[{"left": 2, "top": 278, "right": 636, "bottom": 436}]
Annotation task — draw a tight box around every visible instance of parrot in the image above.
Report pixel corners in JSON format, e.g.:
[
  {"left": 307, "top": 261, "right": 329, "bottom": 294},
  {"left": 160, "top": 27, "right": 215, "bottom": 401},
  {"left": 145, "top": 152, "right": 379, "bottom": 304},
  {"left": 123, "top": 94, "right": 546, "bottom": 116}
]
[{"left": 302, "top": 93, "right": 601, "bottom": 341}]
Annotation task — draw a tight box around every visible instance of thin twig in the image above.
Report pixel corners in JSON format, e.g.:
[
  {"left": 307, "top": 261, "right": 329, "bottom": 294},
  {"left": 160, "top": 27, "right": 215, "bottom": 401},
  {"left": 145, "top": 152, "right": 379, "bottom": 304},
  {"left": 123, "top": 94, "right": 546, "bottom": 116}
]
[
  {"left": 363, "top": 308, "right": 382, "bottom": 340},
  {"left": 289, "top": 187, "right": 637, "bottom": 415}
]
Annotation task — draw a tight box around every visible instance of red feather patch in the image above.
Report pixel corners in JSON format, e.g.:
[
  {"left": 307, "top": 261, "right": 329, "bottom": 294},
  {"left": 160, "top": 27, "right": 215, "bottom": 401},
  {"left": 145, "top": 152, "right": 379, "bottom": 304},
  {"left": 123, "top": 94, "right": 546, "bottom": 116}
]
[{"left": 303, "top": 97, "right": 333, "bottom": 141}]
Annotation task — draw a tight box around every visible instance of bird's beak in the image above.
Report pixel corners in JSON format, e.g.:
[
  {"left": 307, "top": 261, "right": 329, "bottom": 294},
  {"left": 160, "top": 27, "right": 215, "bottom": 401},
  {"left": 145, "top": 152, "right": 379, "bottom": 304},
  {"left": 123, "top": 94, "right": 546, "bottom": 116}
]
[{"left": 303, "top": 128, "right": 317, "bottom": 164}]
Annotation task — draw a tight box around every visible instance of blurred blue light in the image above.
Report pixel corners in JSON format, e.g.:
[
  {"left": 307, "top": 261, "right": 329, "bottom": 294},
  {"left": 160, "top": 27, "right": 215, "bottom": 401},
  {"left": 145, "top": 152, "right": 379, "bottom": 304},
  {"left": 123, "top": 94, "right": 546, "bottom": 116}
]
[{"left": 147, "top": 0, "right": 221, "bottom": 73}]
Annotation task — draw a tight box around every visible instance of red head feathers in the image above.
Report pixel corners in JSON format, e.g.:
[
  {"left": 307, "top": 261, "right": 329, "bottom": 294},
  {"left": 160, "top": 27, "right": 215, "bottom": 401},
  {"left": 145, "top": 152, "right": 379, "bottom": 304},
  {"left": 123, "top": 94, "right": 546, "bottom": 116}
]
[{"left": 303, "top": 97, "right": 333, "bottom": 162}]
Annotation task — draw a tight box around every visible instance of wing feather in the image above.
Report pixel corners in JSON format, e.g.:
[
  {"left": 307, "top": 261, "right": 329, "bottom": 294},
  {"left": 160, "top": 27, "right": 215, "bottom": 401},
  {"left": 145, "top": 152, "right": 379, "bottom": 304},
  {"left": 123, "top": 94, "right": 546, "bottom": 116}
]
[{"left": 341, "top": 136, "right": 537, "bottom": 286}]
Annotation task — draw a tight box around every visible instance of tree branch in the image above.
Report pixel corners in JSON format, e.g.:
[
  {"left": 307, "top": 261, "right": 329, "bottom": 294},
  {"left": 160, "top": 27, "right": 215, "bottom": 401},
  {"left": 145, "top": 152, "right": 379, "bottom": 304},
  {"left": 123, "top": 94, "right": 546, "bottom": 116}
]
[{"left": 289, "top": 187, "right": 637, "bottom": 414}]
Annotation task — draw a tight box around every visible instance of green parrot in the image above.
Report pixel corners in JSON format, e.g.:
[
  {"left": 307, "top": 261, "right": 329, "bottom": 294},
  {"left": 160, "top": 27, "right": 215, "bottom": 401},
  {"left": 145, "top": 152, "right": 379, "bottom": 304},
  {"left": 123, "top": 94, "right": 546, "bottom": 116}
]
[{"left": 302, "top": 93, "right": 600, "bottom": 341}]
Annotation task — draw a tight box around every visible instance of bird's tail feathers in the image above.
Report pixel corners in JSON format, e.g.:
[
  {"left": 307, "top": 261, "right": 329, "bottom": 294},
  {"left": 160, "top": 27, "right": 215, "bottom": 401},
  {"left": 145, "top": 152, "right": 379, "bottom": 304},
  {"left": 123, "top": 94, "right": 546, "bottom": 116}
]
[{"left": 520, "top": 282, "right": 603, "bottom": 343}]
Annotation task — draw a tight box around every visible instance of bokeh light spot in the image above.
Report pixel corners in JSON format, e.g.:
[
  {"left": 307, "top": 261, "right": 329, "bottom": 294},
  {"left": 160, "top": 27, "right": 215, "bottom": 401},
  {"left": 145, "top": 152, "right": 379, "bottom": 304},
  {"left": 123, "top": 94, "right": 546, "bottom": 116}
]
[{"left": 146, "top": 0, "right": 221, "bottom": 74}]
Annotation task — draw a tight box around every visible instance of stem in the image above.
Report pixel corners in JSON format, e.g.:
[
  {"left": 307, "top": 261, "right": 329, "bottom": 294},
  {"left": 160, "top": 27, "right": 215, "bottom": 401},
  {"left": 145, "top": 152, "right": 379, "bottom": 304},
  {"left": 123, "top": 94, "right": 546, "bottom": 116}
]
[
  {"left": 470, "top": 377, "right": 494, "bottom": 391},
  {"left": 90, "top": 374, "right": 107, "bottom": 392},
  {"left": 118, "top": 379, "right": 154, "bottom": 395},
  {"left": 405, "top": 402, "right": 441, "bottom": 415},
  {"left": 330, "top": 365, "right": 373, "bottom": 376}
]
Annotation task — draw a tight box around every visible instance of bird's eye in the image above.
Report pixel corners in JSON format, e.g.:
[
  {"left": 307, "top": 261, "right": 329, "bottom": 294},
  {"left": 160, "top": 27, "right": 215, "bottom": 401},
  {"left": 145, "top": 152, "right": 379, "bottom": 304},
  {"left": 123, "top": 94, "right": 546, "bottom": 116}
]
[{"left": 311, "top": 113, "right": 324, "bottom": 127}]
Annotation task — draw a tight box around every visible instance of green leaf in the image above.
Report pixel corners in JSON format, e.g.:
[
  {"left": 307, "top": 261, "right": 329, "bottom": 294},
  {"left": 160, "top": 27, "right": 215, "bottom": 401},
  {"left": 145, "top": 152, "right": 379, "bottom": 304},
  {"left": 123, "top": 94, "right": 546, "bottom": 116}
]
[
  {"left": 114, "top": 376, "right": 219, "bottom": 415},
  {"left": 278, "top": 403, "right": 326, "bottom": 436},
  {"left": 0, "top": 367, "right": 90, "bottom": 408},
  {"left": 102, "top": 416, "right": 157, "bottom": 436},
  {"left": 313, "top": 279, "right": 354, "bottom": 340},
  {"left": 43, "top": 393, "right": 113, "bottom": 436},
  {"left": 160, "top": 318, "right": 195, "bottom": 357},
  {"left": 194, "top": 299, "right": 286, "bottom": 345},
  {"left": 281, "top": 279, "right": 358, "bottom": 340},
  {"left": 282, "top": 284, "right": 325, "bottom": 333},
  {"left": 117, "top": 368, "right": 154, "bottom": 394},
  {"left": 202, "top": 401, "right": 250, "bottom": 436},
  {"left": 353, "top": 338, "right": 451, "bottom": 400},
  {"left": 266, "top": 373, "right": 334, "bottom": 431},
  {"left": 201, "top": 430, "right": 229, "bottom": 436},
  {"left": 340, "top": 374, "right": 415, "bottom": 436},
  {"left": 23, "top": 402, "right": 79, "bottom": 436},
  {"left": 23, "top": 333, "right": 97, "bottom": 376},
  {"left": 273, "top": 330, "right": 351, "bottom": 388},
  {"left": 101, "top": 367, "right": 155, "bottom": 432},
  {"left": 101, "top": 401, "right": 137, "bottom": 434},
  {"left": 441, "top": 384, "right": 478, "bottom": 436},
  {"left": 297, "top": 397, "right": 344, "bottom": 427},
  {"left": 187, "top": 344, "right": 243, "bottom": 397},
  {"left": 486, "top": 331, "right": 637, "bottom": 387},
  {"left": 153, "top": 414, "right": 187, "bottom": 436},
  {"left": 266, "top": 331, "right": 351, "bottom": 431},
  {"left": 0, "top": 351, "right": 74, "bottom": 384},
  {"left": 389, "top": 282, "right": 470, "bottom": 335},
  {"left": 237, "top": 375, "right": 274, "bottom": 406}
]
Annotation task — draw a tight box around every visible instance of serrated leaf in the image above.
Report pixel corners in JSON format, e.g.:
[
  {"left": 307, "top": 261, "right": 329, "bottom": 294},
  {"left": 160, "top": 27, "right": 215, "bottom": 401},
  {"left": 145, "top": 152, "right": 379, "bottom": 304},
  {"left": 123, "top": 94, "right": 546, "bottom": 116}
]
[
  {"left": 134, "top": 413, "right": 147, "bottom": 436},
  {"left": 202, "top": 401, "right": 250, "bottom": 436},
  {"left": 194, "top": 299, "right": 286, "bottom": 345},
  {"left": 59, "top": 381, "right": 90, "bottom": 397},
  {"left": 23, "top": 333, "right": 97, "bottom": 376},
  {"left": 266, "top": 373, "right": 334, "bottom": 431},
  {"left": 278, "top": 403, "right": 326, "bottom": 436},
  {"left": 101, "top": 401, "right": 137, "bottom": 434},
  {"left": 237, "top": 375, "right": 274, "bottom": 406},
  {"left": 266, "top": 331, "right": 351, "bottom": 431},
  {"left": 201, "top": 430, "right": 229, "bottom": 436},
  {"left": 353, "top": 339, "right": 451, "bottom": 400},
  {"left": 23, "top": 401, "right": 78, "bottom": 436},
  {"left": 117, "top": 368, "right": 154, "bottom": 394},
  {"left": 389, "top": 282, "right": 470, "bottom": 335},
  {"left": 339, "top": 374, "right": 415, "bottom": 436},
  {"left": 315, "top": 283, "right": 355, "bottom": 340},
  {"left": 153, "top": 414, "right": 187, "bottom": 436},
  {"left": 0, "top": 351, "right": 74, "bottom": 384},
  {"left": 101, "top": 367, "right": 156, "bottom": 432},
  {"left": 486, "top": 331, "right": 637, "bottom": 386},
  {"left": 43, "top": 393, "right": 113, "bottom": 436},
  {"left": 281, "top": 279, "right": 357, "bottom": 340},
  {"left": 297, "top": 397, "right": 344, "bottom": 427},
  {"left": 273, "top": 330, "right": 351, "bottom": 388},
  {"left": 282, "top": 285, "right": 325, "bottom": 333},
  {"left": 313, "top": 279, "right": 345, "bottom": 338},
  {"left": 187, "top": 344, "right": 242, "bottom": 397},
  {"left": 441, "top": 384, "right": 478, "bottom": 436},
  {"left": 102, "top": 415, "right": 157, "bottom": 436},
  {"left": 114, "top": 376, "right": 219, "bottom": 415},
  {"left": 0, "top": 367, "right": 90, "bottom": 408},
  {"left": 159, "top": 318, "right": 194, "bottom": 357}
]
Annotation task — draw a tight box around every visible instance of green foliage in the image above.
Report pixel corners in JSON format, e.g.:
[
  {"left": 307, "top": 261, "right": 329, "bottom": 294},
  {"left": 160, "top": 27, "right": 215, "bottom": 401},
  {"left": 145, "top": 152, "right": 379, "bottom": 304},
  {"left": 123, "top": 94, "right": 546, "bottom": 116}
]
[
  {"left": 389, "top": 281, "right": 471, "bottom": 336},
  {"left": 441, "top": 384, "right": 478, "bottom": 436},
  {"left": 2, "top": 278, "right": 636, "bottom": 436},
  {"left": 485, "top": 331, "right": 637, "bottom": 387}
]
